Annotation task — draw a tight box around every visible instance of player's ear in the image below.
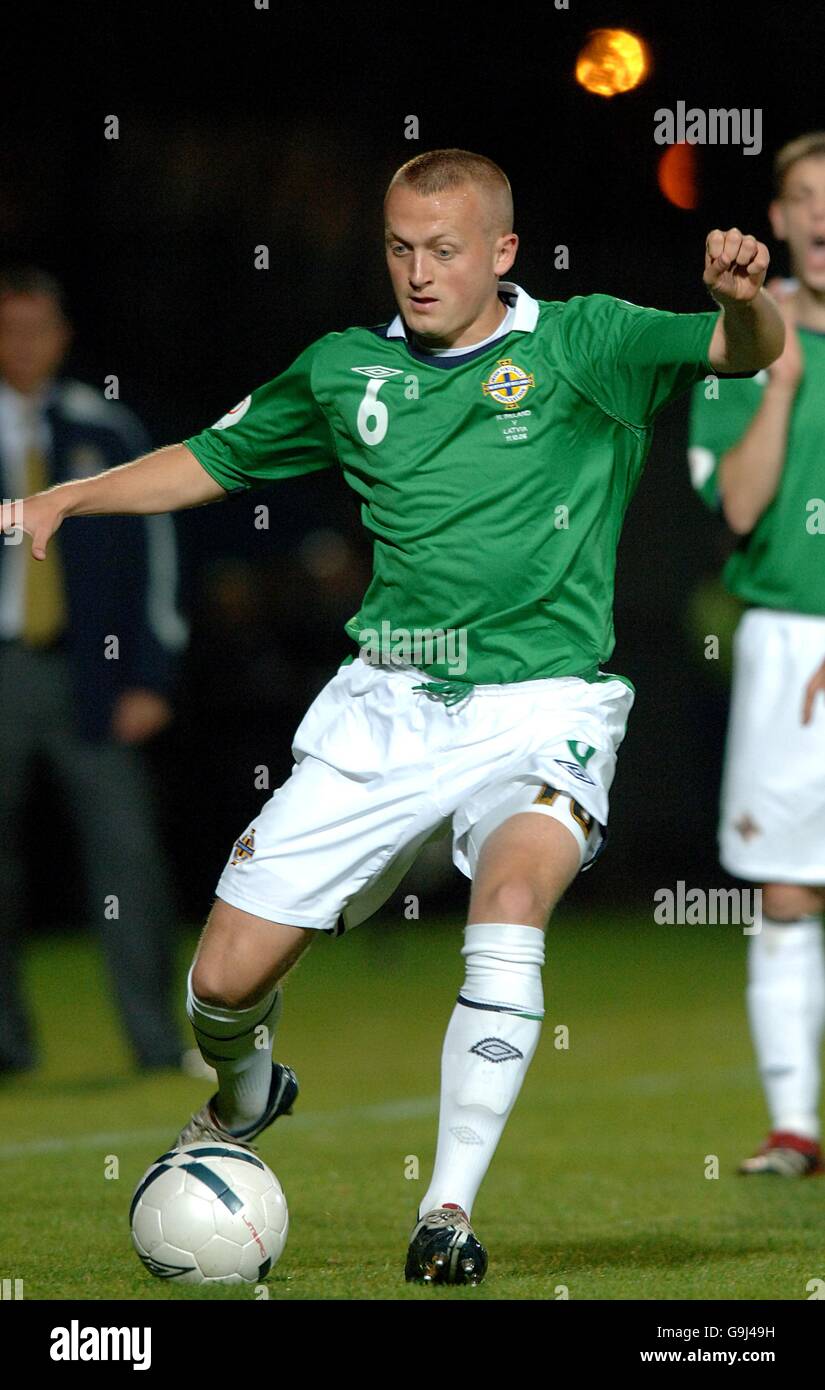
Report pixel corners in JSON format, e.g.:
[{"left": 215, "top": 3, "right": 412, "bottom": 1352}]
[
  {"left": 767, "top": 199, "right": 787, "bottom": 242},
  {"left": 495, "top": 231, "right": 518, "bottom": 274}
]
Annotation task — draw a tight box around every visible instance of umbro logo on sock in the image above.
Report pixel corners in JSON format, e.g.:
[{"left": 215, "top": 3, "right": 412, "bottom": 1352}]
[
  {"left": 450, "top": 1125, "right": 483, "bottom": 1144},
  {"left": 469, "top": 1038, "right": 524, "bottom": 1063}
]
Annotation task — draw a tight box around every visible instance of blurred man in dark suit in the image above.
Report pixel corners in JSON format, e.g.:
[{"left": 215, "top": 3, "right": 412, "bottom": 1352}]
[{"left": 0, "top": 266, "right": 206, "bottom": 1077}]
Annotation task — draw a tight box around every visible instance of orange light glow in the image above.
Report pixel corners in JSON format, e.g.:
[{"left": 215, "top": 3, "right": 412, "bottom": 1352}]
[
  {"left": 575, "top": 29, "right": 650, "bottom": 97},
  {"left": 657, "top": 143, "right": 699, "bottom": 210}
]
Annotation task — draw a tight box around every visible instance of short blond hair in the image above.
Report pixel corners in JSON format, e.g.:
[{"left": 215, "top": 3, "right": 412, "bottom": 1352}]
[
  {"left": 385, "top": 148, "right": 513, "bottom": 235},
  {"left": 774, "top": 132, "right": 825, "bottom": 195}
]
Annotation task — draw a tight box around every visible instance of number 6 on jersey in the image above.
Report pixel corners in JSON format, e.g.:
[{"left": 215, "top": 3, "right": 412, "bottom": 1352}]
[{"left": 352, "top": 364, "right": 404, "bottom": 445}]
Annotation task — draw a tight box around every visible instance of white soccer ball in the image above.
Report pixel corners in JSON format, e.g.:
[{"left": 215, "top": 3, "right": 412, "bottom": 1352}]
[{"left": 130, "top": 1142, "right": 288, "bottom": 1285}]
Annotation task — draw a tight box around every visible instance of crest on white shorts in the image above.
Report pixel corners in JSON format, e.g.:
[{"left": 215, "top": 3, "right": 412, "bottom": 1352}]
[{"left": 230, "top": 828, "right": 256, "bottom": 866}]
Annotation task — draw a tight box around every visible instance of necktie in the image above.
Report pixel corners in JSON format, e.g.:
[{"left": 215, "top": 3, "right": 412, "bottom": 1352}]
[{"left": 21, "top": 413, "right": 67, "bottom": 647}]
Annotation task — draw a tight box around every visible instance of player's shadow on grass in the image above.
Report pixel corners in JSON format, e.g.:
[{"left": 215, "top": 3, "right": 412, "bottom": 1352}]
[
  {"left": 495, "top": 1233, "right": 780, "bottom": 1274},
  {"left": 5, "top": 1073, "right": 140, "bottom": 1096}
]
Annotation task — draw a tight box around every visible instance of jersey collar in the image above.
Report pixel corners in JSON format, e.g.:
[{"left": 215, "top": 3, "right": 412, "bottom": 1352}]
[{"left": 385, "top": 281, "right": 539, "bottom": 341}]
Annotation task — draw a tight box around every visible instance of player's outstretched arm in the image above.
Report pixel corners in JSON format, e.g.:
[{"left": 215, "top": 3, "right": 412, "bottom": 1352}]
[
  {"left": 0, "top": 442, "right": 225, "bottom": 560},
  {"left": 704, "top": 228, "right": 784, "bottom": 374},
  {"left": 803, "top": 657, "right": 825, "bottom": 726},
  {"left": 715, "top": 278, "right": 802, "bottom": 535}
]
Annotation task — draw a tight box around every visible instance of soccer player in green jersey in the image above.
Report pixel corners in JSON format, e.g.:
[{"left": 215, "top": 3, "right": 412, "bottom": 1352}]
[
  {"left": 688, "top": 132, "right": 825, "bottom": 1178},
  {"left": 4, "top": 150, "right": 782, "bottom": 1283}
]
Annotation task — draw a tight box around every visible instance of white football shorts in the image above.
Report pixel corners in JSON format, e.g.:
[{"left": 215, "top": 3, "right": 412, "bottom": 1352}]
[
  {"left": 214, "top": 656, "right": 635, "bottom": 934},
  {"left": 719, "top": 608, "right": 825, "bottom": 883}
]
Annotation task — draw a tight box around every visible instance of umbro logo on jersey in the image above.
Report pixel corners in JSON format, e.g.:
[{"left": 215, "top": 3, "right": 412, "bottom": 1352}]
[
  {"left": 350, "top": 365, "right": 405, "bottom": 379},
  {"left": 481, "top": 357, "right": 536, "bottom": 410}
]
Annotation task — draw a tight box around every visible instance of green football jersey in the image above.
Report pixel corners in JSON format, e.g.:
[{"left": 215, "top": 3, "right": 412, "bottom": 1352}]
[
  {"left": 688, "top": 326, "right": 825, "bottom": 616},
  {"left": 185, "top": 283, "right": 717, "bottom": 686}
]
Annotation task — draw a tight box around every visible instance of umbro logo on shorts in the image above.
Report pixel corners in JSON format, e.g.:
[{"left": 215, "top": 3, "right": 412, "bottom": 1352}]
[{"left": 553, "top": 759, "right": 596, "bottom": 786}]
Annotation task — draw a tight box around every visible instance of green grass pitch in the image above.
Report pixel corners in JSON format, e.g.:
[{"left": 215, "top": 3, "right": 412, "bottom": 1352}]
[{"left": 1, "top": 909, "right": 821, "bottom": 1301}]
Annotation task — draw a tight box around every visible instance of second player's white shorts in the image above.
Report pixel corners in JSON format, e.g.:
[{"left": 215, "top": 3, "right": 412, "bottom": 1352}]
[
  {"left": 214, "top": 656, "right": 635, "bottom": 933},
  {"left": 719, "top": 608, "right": 825, "bottom": 883}
]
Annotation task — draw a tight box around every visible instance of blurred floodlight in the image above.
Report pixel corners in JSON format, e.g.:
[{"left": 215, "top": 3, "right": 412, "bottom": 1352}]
[
  {"left": 575, "top": 29, "right": 650, "bottom": 97},
  {"left": 299, "top": 528, "right": 352, "bottom": 581},
  {"left": 657, "top": 143, "right": 699, "bottom": 210}
]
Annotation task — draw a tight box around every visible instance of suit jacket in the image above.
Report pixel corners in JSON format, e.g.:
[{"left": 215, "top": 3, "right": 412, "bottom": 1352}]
[{"left": 0, "top": 378, "right": 188, "bottom": 741}]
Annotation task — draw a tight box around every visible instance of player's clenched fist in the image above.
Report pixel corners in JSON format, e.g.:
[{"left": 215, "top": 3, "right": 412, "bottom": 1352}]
[
  {"left": 0, "top": 491, "right": 65, "bottom": 560},
  {"left": 704, "top": 228, "right": 770, "bottom": 303}
]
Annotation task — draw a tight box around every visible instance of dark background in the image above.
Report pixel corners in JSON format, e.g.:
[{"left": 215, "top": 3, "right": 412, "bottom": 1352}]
[{"left": 2, "top": 0, "right": 819, "bottom": 926}]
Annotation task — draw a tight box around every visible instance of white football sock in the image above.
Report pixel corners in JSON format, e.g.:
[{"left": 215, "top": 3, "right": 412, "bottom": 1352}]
[
  {"left": 186, "top": 966, "right": 282, "bottom": 1132},
  {"left": 746, "top": 915, "right": 825, "bottom": 1140},
  {"left": 418, "top": 922, "right": 545, "bottom": 1220}
]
